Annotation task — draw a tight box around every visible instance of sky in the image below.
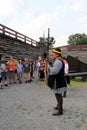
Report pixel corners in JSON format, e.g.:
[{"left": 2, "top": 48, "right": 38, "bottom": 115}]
[{"left": 0, "top": 0, "right": 87, "bottom": 47}]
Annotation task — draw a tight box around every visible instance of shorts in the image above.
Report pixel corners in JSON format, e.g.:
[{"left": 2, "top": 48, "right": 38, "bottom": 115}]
[
  {"left": 17, "top": 72, "right": 22, "bottom": 77},
  {"left": 1, "top": 72, "right": 8, "bottom": 79},
  {"left": 8, "top": 70, "right": 15, "bottom": 79}
]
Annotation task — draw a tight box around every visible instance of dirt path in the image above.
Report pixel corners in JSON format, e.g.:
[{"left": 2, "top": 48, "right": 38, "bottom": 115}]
[{"left": 0, "top": 76, "right": 87, "bottom": 130}]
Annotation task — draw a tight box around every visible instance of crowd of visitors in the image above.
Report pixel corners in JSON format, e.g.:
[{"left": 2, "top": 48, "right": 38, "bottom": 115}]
[
  {"left": 0, "top": 54, "right": 50, "bottom": 89},
  {"left": 0, "top": 55, "right": 36, "bottom": 89}
]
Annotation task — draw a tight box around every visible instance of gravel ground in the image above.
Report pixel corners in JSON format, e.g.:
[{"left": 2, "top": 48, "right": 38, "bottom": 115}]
[{"left": 0, "top": 73, "right": 87, "bottom": 130}]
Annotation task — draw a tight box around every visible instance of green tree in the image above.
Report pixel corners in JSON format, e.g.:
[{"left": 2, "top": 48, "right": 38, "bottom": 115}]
[
  {"left": 67, "top": 33, "right": 87, "bottom": 45},
  {"left": 38, "top": 36, "right": 55, "bottom": 48}
]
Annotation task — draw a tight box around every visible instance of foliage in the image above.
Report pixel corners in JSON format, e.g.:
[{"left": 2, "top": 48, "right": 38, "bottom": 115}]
[
  {"left": 67, "top": 33, "right": 87, "bottom": 45},
  {"left": 38, "top": 37, "right": 55, "bottom": 48}
]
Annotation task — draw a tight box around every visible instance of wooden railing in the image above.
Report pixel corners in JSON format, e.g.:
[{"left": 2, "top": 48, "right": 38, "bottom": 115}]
[{"left": 0, "top": 24, "right": 38, "bottom": 46}]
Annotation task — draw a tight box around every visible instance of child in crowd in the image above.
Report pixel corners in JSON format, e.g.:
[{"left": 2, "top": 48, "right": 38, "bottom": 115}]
[
  {"left": 17, "top": 60, "right": 23, "bottom": 83},
  {"left": 23, "top": 58, "right": 31, "bottom": 83},
  {"left": 37, "top": 56, "right": 45, "bottom": 81}
]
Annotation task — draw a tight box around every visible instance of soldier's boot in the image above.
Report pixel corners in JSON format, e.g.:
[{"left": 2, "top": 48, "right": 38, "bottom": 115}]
[{"left": 53, "top": 94, "right": 63, "bottom": 116}]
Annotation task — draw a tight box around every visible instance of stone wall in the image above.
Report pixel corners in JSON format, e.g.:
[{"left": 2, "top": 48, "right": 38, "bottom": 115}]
[{"left": 0, "top": 34, "right": 47, "bottom": 60}]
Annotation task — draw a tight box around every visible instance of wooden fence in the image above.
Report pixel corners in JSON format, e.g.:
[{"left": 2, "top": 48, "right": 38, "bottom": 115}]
[{"left": 0, "top": 24, "right": 38, "bottom": 46}]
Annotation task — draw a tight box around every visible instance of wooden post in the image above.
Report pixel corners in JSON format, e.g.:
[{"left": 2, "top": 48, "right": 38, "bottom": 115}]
[{"left": 47, "top": 28, "right": 50, "bottom": 57}]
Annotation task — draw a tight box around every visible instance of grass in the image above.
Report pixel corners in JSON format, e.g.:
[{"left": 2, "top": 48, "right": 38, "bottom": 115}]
[
  {"left": 75, "top": 122, "right": 82, "bottom": 128},
  {"left": 70, "top": 76, "right": 87, "bottom": 87}
]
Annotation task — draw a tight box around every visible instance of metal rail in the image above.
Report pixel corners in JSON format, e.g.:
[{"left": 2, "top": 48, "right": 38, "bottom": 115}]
[{"left": 69, "top": 72, "right": 87, "bottom": 76}]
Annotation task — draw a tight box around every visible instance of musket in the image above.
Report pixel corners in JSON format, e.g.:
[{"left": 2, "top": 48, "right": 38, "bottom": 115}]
[
  {"left": 44, "top": 28, "right": 50, "bottom": 86},
  {"left": 43, "top": 52, "right": 49, "bottom": 86}
]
